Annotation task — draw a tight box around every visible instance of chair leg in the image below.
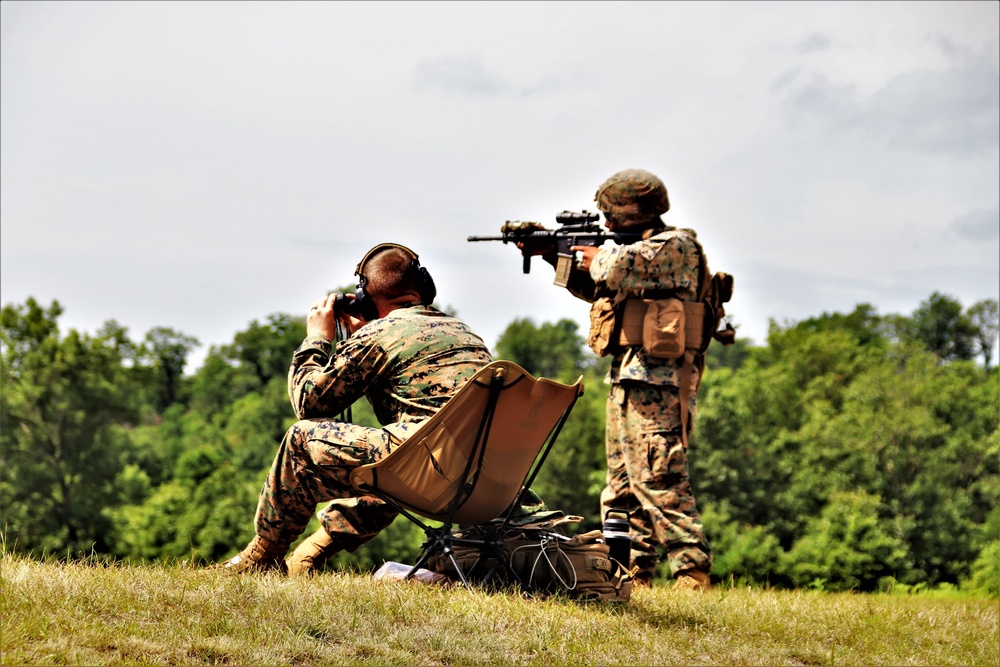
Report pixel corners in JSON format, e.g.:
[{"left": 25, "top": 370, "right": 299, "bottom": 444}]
[
  {"left": 408, "top": 544, "right": 434, "bottom": 576},
  {"left": 442, "top": 544, "right": 471, "bottom": 589},
  {"left": 458, "top": 531, "right": 519, "bottom": 588},
  {"left": 409, "top": 526, "right": 473, "bottom": 589}
]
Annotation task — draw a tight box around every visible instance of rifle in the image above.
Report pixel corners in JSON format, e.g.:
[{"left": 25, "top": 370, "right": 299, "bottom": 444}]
[{"left": 468, "top": 210, "right": 642, "bottom": 287}]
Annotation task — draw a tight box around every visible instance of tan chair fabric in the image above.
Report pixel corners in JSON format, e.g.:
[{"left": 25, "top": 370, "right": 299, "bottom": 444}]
[{"left": 349, "top": 360, "right": 583, "bottom": 527}]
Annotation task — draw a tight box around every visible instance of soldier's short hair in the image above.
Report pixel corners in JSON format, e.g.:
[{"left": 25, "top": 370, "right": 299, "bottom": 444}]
[{"left": 364, "top": 247, "right": 424, "bottom": 301}]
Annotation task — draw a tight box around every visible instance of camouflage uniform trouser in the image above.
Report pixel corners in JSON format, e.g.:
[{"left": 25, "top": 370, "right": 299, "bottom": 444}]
[
  {"left": 600, "top": 381, "right": 712, "bottom": 578},
  {"left": 254, "top": 419, "right": 401, "bottom": 550}
]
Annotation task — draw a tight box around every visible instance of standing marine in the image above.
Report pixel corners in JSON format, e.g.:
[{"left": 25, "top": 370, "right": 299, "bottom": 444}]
[{"left": 522, "top": 168, "right": 733, "bottom": 590}]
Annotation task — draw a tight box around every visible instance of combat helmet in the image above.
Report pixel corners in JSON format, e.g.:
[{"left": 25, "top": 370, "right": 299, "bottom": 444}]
[{"left": 594, "top": 169, "right": 670, "bottom": 222}]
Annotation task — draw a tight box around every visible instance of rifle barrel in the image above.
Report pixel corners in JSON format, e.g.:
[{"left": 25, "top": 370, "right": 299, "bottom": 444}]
[{"left": 468, "top": 230, "right": 644, "bottom": 244}]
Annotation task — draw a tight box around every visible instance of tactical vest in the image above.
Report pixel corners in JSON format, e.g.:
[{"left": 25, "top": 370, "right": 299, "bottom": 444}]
[{"left": 586, "top": 229, "right": 735, "bottom": 444}]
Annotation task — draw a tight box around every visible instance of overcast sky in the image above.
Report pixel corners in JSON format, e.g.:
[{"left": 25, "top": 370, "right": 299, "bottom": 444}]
[{"left": 2, "top": 1, "right": 998, "bottom": 370}]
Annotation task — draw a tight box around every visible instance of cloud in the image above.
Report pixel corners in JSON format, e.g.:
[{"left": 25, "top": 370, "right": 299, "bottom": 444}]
[
  {"left": 781, "top": 61, "right": 1000, "bottom": 159},
  {"left": 769, "top": 67, "right": 801, "bottom": 93},
  {"left": 782, "top": 73, "right": 854, "bottom": 123},
  {"left": 792, "top": 32, "right": 832, "bottom": 54},
  {"left": 951, "top": 207, "right": 1000, "bottom": 241},
  {"left": 413, "top": 53, "right": 511, "bottom": 96},
  {"left": 865, "top": 64, "right": 1000, "bottom": 157}
]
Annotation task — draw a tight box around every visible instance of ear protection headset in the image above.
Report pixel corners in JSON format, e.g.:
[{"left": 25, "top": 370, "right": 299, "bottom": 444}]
[{"left": 352, "top": 243, "right": 437, "bottom": 321}]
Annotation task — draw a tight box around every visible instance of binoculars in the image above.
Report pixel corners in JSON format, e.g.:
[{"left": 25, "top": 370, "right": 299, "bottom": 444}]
[{"left": 333, "top": 293, "right": 365, "bottom": 318}]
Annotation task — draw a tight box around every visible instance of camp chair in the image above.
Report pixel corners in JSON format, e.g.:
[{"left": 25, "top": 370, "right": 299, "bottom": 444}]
[{"left": 349, "top": 360, "right": 583, "bottom": 588}]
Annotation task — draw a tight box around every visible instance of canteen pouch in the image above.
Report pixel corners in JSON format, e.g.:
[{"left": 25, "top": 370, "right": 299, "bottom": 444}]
[
  {"left": 642, "top": 298, "right": 686, "bottom": 359},
  {"left": 587, "top": 297, "right": 619, "bottom": 357}
]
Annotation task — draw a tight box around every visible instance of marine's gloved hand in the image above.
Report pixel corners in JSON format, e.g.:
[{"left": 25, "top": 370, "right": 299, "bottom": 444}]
[
  {"left": 502, "top": 221, "right": 556, "bottom": 258},
  {"left": 500, "top": 220, "right": 546, "bottom": 234}
]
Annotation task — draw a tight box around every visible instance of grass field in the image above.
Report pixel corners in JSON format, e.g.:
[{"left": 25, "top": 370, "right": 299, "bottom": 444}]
[{"left": 2, "top": 553, "right": 997, "bottom": 666}]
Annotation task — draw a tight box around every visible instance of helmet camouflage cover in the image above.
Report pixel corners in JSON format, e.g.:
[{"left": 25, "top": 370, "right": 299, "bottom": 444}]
[{"left": 594, "top": 168, "right": 670, "bottom": 219}]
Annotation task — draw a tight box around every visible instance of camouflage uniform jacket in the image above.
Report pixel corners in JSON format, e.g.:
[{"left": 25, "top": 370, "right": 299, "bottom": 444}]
[
  {"left": 288, "top": 305, "right": 493, "bottom": 441},
  {"left": 573, "top": 227, "right": 703, "bottom": 387}
]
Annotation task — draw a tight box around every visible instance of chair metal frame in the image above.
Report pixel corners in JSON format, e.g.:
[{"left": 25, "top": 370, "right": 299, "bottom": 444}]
[{"left": 350, "top": 361, "right": 583, "bottom": 588}]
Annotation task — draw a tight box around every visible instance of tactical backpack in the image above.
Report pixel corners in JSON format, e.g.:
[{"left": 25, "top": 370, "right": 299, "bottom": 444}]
[{"left": 428, "top": 526, "right": 635, "bottom": 603}]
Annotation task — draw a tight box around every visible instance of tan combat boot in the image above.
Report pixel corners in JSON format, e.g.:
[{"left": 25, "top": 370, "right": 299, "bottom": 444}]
[
  {"left": 286, "top": 527, "right": 343, "bottom": 577},
  {"left": 217, "top": 534, "right": 288, "bottom": 574},
  {"left": 672, "top": 569, "right": 711, "bottom": 591}
]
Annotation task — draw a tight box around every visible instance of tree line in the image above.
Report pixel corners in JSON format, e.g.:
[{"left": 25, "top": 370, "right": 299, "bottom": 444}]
[{"left": 1, "top": 292, "right": 997, "bottom": 595}]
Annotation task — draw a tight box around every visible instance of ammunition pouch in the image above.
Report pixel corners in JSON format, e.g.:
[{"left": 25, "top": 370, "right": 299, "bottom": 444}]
[
  {"left": 588, "top": 270, "right": 735, "bottom": 359},
  {"left": 617, "top": 298, "right": 707, "bottom": 359},
  {"left": 584, "top": 227, "right": 735, "bottom": 359}
]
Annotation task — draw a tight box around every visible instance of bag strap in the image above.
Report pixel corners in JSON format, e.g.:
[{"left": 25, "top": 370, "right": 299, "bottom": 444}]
[
  {"left": 676, "top": 233, "right": 713, "bottom": 446},
  {"left": 678, "top": 349, "right": 701, "bottom": 448}
]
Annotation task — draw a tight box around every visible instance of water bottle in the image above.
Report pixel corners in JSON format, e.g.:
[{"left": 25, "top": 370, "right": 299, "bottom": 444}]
[{"left": 602, "top": 509, "right": 632, "bottom": 567}]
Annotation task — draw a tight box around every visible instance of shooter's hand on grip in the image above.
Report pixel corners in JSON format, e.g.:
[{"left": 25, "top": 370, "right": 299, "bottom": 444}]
[{"left": 570, "top": 244, "right": 600, "bottom": 271}]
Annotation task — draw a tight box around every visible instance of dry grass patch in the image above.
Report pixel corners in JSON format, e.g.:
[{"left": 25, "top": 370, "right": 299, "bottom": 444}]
[{"left": 2, "top": 554, "right": 997, "bottom": 665}]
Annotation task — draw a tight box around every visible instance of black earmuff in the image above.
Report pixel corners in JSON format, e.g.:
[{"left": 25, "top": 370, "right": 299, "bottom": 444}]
[
  {"left": 352, "top": 243, "right": 437, "bottom": 320},
  {"left": 352, "top": 277, "right": 380, "bottom": 322},
  {"left": 414, "top": 265, "right": 437, "bottom": 305}
]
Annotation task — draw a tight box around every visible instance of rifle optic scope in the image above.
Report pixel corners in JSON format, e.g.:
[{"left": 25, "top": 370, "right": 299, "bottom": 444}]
[{"left": 555, "top": 210, "right": 600, "bottom": 225}]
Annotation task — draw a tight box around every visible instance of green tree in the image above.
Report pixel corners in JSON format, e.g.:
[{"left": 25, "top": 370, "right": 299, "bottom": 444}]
[
  {"left": 692, "top": 301, "right": 998, "bottom": 589},
  {"left": 963, "top": 507, "right": 1000, "bottom": 596},
  {"left": 967, "top": 299, "right": 999, "bottom": 369},
  {"left": 109, "top": 309, "right": 392, "bottom": 563},
  {"left": 780, "top": 491, "right": 908, "bottom": 591},
  {"left": 965, "top": 538, "right": 1000, "bottom": 597},
  {"left": 1, "top": 299, "right": 141, "bottom": 556},
  {"left": 792, "top": 303, "right": 888, "bottom": 347},
  {"left": 141, "top": 327, "right": 200, "bottom": 411},
  {"left": 186, "top": 313, "right": 305, "bottom": 414},
  {"left": 908, "top": 292, "right": 977, "bottom": 362},
  {"left": 228, "top": 314, "right": 306, "bottom": 387},
  {"left": 109, "top": 373, "right": 299, "bottom": 561},
  {"left": 494, "top": 318, "right": 591, "bottom": 380},
  {"left": 704, "top": 334, "right": 752, "bottom": 371}
]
